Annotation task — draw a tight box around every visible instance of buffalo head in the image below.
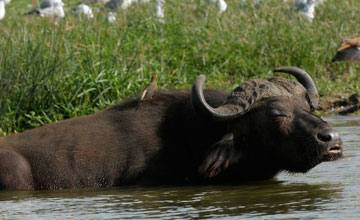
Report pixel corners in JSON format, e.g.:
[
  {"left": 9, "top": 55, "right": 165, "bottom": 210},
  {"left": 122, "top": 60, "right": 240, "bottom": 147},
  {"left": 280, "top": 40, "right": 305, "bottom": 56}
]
[{"left": 191, "top": 66, "right": 343, "bottom": 180}]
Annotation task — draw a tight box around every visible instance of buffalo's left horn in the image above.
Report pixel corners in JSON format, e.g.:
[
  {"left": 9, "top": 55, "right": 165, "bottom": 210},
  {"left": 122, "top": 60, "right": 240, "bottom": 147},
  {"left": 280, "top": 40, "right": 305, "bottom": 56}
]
[
  {"left": 191, "top": 75, "right": 255, "bottom": 121},
  {"left": 273, "top": 66, "right": 319, "bottom": 110}
]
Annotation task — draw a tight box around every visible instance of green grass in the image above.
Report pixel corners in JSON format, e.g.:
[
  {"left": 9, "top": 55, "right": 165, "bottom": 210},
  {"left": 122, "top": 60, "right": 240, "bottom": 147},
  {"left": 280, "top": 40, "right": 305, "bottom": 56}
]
[{"left": 1, "top": 0, "right": 360, "bottom": 135}]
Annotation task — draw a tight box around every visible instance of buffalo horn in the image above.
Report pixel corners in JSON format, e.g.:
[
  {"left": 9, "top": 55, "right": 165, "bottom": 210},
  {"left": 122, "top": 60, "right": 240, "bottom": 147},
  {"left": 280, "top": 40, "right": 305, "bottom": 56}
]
[
  {"left": 191, "top": 75, "right": 264, "bottom": 121},
  {"left": 273, "top": 66, "right": 319, "bottom": 110}
]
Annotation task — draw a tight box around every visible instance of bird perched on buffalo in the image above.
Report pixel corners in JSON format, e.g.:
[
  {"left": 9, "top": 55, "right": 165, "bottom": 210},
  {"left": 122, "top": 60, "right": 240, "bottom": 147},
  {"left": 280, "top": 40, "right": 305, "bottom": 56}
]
[{"left": 137, "top": 74, "right": 159, "bottom": 109}]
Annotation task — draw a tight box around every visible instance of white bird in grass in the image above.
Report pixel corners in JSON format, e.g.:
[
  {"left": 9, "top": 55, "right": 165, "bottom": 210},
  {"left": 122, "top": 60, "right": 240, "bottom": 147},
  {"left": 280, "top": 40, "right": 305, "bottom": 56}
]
[
  {"left": 156, "top": 0, "right": 165, "bottom": 23},
  {"left": 207, "top": 0, "right": 227, "bottom": 14},
  {"left": 0, "top": 0, "right": 5, "bottom": 20},
  {"left": 74, "top": 3, "right": 94, "bottom": 19},
  {"left": 107, "top": 11, "right": 116, "bottom": 23},
  {"left": 105, "top": 0, "right": 151, "bottom": 10},
  {"left": 104, "top": 0, "right": 151, "bottom": 23},
  {"left": 293, "top": 0, "right": 315, "bottom": 21},
  {"left": 217, "top": 0, "right": 227, "bottom": 14},
  {"left": 105, "top": 0, "right": 135, "bottom": 10},
  {"left": 26, "top": 0, "right": 65, "bottom": 18}
]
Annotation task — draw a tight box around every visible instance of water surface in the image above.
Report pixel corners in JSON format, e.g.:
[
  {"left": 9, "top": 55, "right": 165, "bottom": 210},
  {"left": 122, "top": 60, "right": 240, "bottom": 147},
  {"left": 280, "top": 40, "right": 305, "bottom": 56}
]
[{"left": 1, "top": 115, "right": 359, "bottom": 219}]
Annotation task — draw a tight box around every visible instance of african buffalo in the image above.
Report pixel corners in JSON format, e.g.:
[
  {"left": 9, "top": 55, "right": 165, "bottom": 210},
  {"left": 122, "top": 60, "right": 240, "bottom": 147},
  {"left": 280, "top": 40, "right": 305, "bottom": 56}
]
[{"left": 0, "top": 66, "right": 343, "bottom": 190}]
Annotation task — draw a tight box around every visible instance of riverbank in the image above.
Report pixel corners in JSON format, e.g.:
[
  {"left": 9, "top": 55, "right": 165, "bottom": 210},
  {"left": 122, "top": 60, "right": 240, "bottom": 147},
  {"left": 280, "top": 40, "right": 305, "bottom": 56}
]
[
  {"left": 0, "top": 0, "right": 359, "bottom": 135},
  {"left": 320, "top": 92, "right": 360, "bottom": 116}
]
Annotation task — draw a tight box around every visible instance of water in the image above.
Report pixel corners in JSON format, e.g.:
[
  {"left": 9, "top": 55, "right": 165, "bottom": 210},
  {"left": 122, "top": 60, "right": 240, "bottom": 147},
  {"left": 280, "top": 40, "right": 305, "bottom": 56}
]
[{"left": 1, "top": 115, "right": 359, "bottom": 219}]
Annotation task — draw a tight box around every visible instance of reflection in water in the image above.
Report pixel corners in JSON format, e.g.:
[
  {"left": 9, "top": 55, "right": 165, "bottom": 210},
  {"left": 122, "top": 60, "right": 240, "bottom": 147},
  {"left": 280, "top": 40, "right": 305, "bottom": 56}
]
[
  {"left": 0, "top": 182, "right": 342, "bottom": 219},
  {"left": 0, "top": 115, "right": 360, "bottom": 219}
]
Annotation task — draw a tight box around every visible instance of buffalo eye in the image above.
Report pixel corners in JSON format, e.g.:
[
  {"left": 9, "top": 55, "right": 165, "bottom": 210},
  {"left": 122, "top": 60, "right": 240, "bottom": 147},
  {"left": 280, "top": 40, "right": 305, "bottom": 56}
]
[{"left": 268, "top": 109, "right": 290, "bottom": 118}]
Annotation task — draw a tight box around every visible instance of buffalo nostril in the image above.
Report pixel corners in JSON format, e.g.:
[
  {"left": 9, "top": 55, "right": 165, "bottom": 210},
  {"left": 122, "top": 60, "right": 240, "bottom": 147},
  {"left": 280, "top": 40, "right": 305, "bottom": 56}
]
[
  {"left": 317, "top": 129, "right": 343, "bottom": 158},
  {"left": 317, "top": 129, "right": 342, "bottom": 144},
  {"left": 317, "top": 132, "right": 332, "bottom": 142}
]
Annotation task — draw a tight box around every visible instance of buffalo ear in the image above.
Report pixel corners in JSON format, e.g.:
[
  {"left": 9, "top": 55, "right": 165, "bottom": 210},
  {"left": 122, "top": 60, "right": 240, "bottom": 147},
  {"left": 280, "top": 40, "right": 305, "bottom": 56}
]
[{"left": 199, "top": 133, "right": 242, "bottom": 178}]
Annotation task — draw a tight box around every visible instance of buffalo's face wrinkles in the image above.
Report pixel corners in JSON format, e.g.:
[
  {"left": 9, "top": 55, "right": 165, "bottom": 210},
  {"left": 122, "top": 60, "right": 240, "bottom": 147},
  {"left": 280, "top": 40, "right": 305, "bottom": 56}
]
[
  {"left": 194, "top": 67, "right": 343, "bottom": 180},
  {"left": 230, "top": 96, "right": 343, "bottom": 174}
]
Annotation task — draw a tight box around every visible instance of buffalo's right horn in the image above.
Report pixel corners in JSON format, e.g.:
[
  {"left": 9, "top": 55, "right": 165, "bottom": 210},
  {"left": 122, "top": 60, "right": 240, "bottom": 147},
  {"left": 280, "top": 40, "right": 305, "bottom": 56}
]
[
  {"left": 273, "top": 66, "right": 319, "bottom": 110},
  {"left": 191, "top": 67, "right": 319, "bottom": 121},
  {"left": 191, "top": 75, "right": 266, "bottom": 121}
]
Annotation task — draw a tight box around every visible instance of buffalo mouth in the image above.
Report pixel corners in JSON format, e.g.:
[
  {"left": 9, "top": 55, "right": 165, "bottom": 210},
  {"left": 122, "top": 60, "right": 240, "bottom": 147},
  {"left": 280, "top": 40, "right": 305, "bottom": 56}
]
[
  {"left": 322, "top": 144, "right": 343, "bottom": 162},
  {"left": 285, "top": 143, "right": 343, "bottom": 174}
]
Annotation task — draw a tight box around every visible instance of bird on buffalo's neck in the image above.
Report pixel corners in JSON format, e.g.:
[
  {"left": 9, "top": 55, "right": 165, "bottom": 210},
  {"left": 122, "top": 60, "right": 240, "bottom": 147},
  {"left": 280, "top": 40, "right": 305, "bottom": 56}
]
[
  {"left": 332, "top": 35, "right": 360, "bottom": 73},
  {"left": 137, "top": 74, "right": 159, "bottom": 109}
]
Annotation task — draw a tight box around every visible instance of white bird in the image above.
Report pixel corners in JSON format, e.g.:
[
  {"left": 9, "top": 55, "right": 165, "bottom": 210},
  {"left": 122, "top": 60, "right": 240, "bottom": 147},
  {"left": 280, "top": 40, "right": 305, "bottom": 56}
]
[
  {"left": 104, "top": 0, "right": 157, "bottom": 15},
  {"left": 293, "top": 0, "right": 315, "bottom": 21},
  {"left": 0, "top": 0, "right": 5, "bottom": 20},
  {"left": 105, "top": 0, "right": 135, "bottom": 10},
  {"left": 207, "top": 0, "right": 227, "bottom": 14},
  {"left": 107, "top": 11, "right": 116, "bottom": 22},
  {"left": 74, "top": 3, "right": 94, "bottom": 19},
  {"left": 217, "top": 0, "right": 227, "bottom": 14},
  {"left": 156, "top": 0, "right": 165, "bottom": 22},
  {"left": 26, "top": 0, "right": 65, "bottom": 18}
]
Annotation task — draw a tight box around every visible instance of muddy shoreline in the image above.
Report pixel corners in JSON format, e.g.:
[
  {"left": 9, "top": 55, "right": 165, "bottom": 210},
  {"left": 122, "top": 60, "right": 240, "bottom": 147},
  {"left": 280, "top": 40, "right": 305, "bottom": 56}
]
[{"left": 320, "top": 92, "right": 360, "bottom": 116}]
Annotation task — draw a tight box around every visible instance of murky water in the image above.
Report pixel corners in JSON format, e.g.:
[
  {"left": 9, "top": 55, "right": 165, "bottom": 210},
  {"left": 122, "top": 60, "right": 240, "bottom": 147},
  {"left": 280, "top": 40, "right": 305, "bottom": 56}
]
[{"left": 1, "top": 115, "right": 359, "bottom": 219}]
